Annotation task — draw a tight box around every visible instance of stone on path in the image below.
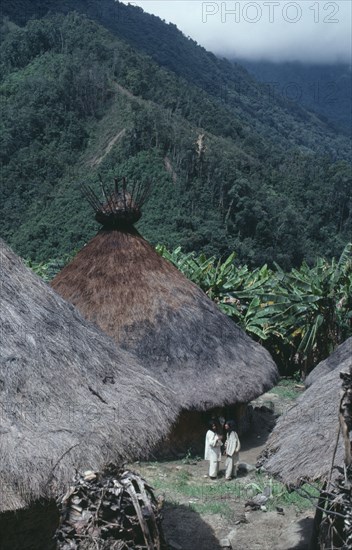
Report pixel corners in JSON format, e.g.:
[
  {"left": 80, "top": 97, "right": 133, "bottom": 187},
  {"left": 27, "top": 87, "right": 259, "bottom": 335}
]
[{"left": 238, "top": 462, "right": 256, "bottom": 473}]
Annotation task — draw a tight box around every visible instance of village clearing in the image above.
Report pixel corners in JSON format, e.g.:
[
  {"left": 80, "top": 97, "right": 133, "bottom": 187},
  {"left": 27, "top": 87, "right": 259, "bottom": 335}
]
[{"left": 130, "top": 380, "right": 315, "bottom": 550}]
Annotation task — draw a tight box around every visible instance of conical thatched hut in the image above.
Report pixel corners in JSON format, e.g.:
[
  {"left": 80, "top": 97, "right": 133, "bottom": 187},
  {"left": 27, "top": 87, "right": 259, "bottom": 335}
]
[
  {"left": 260, "top": 339, "right": 352, "bottom": 486},
  {"left": 51, "top": 180, "right": 278, "bottom": 453},
  {"left": 305, "top": 337, "right": 352, "bottom": 388},
  {"left": 0, "top": 239, "right": 178, "bottom": 549}
]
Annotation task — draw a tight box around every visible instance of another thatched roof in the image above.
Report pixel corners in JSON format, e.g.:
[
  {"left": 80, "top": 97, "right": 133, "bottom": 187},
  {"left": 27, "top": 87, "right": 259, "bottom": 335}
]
[
  {"left": 305, "top": 338, "right": 352, "bottom": 388},
  {"left": 260, "top": 342, "right": 352, "bottom": 485},
  {"left": 0, "top": 239, "right": 178, "bottom": 513},
  {"left": 51, "top": 227, "right": 278, "bottom": 410}
]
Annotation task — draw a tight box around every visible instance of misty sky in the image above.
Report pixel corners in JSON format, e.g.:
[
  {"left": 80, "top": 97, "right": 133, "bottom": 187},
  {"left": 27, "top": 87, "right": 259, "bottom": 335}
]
[{"left": 121, "top": 1, "right": 351, "bottom": 63}]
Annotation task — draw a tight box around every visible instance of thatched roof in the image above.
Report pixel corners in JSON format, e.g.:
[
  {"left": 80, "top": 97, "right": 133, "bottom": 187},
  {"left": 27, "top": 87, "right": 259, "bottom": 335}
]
[
  {"left": 305, "top": 337, "right": 352, "bottom": 388},
  {"left": 260, "top": 342, "right": 352, "bottom": 485},
  {"left": 51, "top": 227, "right": 278, "bottom": 410},
  {"left": 0, "top": 239, "right": 178, "bottom": 513},
  {"left": 81, "top": 177, "right": 150, "bottom": 228}
]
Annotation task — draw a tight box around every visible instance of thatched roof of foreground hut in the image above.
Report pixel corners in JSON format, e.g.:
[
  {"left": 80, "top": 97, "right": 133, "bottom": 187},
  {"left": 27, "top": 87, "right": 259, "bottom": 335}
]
[
  {"left": 305, "top": 337, "right": 352, "bottom": 388},
  {"left": 51, "top": 180, "right": 278, "bottom": 411},
  {"left": 0, "top": 239, "right": 178, "bottom": 513},
  {"left": 260, "top": 342, "right": 352, "bottom": 485}
]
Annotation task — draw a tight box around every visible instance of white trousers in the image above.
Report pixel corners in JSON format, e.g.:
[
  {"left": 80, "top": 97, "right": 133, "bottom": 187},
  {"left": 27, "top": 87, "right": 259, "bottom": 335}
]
[
  {"left": 208, "top": 460, "right": 219, "bottom": 478},
  {"left": 225, "top": 452, "right": 239, "bottom": 480}
]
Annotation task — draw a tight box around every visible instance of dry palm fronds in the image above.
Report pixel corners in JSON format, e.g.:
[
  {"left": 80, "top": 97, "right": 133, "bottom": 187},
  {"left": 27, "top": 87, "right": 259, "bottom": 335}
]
[
  {"left": 315, "top": 468, "right": 352, "bottom": 550},
  {"left": 56, "top": 464, "right": 166, "bottom": 550}
]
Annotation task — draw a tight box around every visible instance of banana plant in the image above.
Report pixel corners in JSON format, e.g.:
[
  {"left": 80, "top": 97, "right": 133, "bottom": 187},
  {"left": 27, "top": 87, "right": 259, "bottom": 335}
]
[
  {"left": 268, "top": 244, "right": 352, "bottom": 374},
  {"left": 156, "top": 243, "right": 352, "bottom": 376}
]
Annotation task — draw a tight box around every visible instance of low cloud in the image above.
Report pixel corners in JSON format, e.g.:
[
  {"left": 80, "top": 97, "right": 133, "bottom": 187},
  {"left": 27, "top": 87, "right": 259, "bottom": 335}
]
[{"left": 122, "top": 1, "right": 351, "bottom": 64}]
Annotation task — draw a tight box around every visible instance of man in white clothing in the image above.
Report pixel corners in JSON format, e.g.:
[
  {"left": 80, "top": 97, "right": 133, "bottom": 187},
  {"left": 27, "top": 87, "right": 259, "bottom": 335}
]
[
  {"left": 224, "top": 420, "right": 241, "bottom": 481},
  {"left": 204, "top": 419, "right": 223, "bottom": 479}
]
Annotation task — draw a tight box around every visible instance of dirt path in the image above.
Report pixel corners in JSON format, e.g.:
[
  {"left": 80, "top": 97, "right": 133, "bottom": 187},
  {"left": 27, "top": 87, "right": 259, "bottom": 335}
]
[{"left": 90, "top": 128, "right": 126, "bottom": 167}]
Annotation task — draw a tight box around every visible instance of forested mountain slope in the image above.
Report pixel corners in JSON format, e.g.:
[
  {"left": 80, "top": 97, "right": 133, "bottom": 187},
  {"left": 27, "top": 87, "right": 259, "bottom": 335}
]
[
  {"left": 239, "top": 60, "right": 351, "bottom": 134},
  {"left": 1, "top": 0, "right": 350, "bottom": 158},
  {"left": 0, "top": 2, "right": 351, "bottom": 267}
]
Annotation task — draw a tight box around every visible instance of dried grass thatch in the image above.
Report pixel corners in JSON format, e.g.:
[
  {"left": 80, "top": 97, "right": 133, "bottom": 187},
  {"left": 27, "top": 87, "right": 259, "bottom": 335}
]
[
  {"left": 0, "top": 239, "right": 178, "bottom": 513},
  {"left": 305, "top": 338, "right": 352, "bottom": 388},
  {"left": 51, "top": 228, "right": 278, "bottom": 410},
  {"left": 260, "top": 340, "right": 352, "bottom": 485}
]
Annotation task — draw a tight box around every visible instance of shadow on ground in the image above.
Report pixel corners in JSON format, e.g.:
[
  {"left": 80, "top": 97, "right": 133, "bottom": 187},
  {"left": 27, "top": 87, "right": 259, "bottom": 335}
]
[
  {"left": 162, "top": 502, "right": 222, "bottom": 550},
  {"left": 284, "top": 515, "right": 314, "bottom": 550}
]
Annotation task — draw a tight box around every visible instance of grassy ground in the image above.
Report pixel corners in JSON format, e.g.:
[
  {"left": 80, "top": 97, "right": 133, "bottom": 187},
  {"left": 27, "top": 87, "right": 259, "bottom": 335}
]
[
  {"left": 268, "top": 378, "right": 304, "bottom": 402},
  {"left": 135, "top": 460, "right": 317, "bottom": 519}
]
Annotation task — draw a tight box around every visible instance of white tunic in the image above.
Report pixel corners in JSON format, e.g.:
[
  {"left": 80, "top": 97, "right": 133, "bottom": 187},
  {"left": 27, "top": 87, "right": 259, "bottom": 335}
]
[
  {"left": 204, "top": 429, "right": 222, "bottom": 461},
  {"left": 225, "top": 431, "right": 241, "bottom": 456}
]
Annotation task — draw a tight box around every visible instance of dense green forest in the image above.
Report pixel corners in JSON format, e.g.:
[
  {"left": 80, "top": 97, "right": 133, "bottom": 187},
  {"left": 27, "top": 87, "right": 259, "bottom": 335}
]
[
  {"left": 239, "top": 60, "right": 351, "bottom": 134},
  {"left": 0, "top": 1, "right": 351, "bottom": 268}
]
